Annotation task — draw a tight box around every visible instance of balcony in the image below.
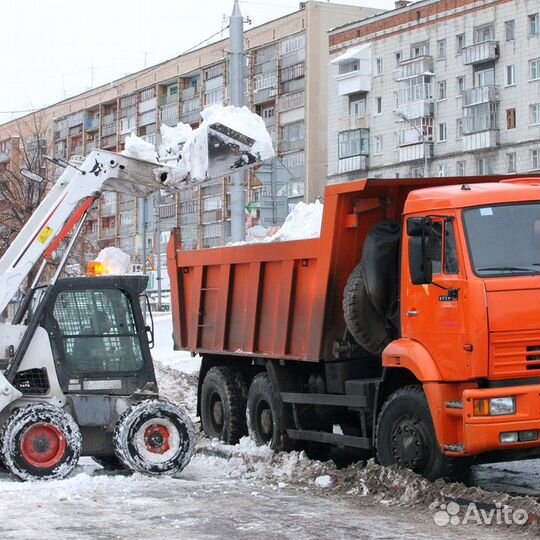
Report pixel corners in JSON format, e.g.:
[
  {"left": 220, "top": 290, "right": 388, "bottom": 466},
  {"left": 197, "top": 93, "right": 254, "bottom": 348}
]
[
  {"left": 338, "top": 115, "right": 368, "bottom": 132},
  {"left": 100, "top": 203, "right": 116, "bottom": 216},
  {"left": 338, "top": 155, "right": 368, "bottom": 174},
  {"left": 85, "top": 117, "right": 99, "bottom": 131},
  {"left": 100, "top": 134, "right": 117, "bottom": 149},
  {"left": 398, "top": 142, "right": 433, "bottom": 163},
  {"left": 462, "top": 86, "right": 499, "bottom": 107},
  {"left": 462, "top": 110, "right": 498, "bottom": 135},
  {"left": 138, "top": 98, "right": 157, "bottom": 114},
  {"left": 160, "top": 103, "right": 178, "bottom": 126},
  {"left": 279, "top": 138, "right": 304, "bottom": 153},
  {"left": 182, "top": 86, "right": 198, "bottom": 100},
  {"left": 463, "top": 41, "right": 498, "bottom": 65},
  {"left": 463, "top": 131, "right": 499, "bottom": 152},
  {"left": 67, "top": 112, "right": 84, "bottom": 128},
  {"left": 0, "top": 152, "right": 10, "bottom": 163},
  {"left": 181, "top": 109, "right": 200, "bottom": 124},
  {"left": 331, "top": 43, "right": 372, "bottom": 96},
  {"left": 102, "top": 122, "right": 117, "bottom": 137},
  {"left": 54, "top": 129, "right": 68, "bottom": 140},
  {"left": 159, "top": 94, "right": 179, "bottom": 106},
  {"left": 396, "top": 100, "right": 434, "bottom": 121},
  {"left": 396, "top": 56, "right": 434, "bottom": 81},
  {"left": 99, "top": 227, "right": 115, "bottom": 240}
]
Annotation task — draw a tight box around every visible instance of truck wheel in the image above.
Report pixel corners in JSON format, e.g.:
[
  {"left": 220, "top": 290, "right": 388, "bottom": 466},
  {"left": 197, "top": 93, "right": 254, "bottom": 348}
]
[
  {"left": 113, "top": 400, "right": 195, "bottom": 476},
  {"left": 247, "top": 373, "right": 291, "bottom": 451},
  {"left": 376, "top": 386, "right": 450, "bottom": 481},
  {"left": 201, "top": 366, "right": 247, "bottom": 444},
  {"left": 0, "top": 403, "right": 82, "bottom": 481}
]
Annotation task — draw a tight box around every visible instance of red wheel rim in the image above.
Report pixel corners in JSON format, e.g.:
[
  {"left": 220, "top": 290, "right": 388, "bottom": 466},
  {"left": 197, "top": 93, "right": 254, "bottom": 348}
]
[
  {"left": 21, "top": 423, "right": 67, "bottom": 469},
  {"left": 143, "top": 424, "right": 171, "bottom": 454}
]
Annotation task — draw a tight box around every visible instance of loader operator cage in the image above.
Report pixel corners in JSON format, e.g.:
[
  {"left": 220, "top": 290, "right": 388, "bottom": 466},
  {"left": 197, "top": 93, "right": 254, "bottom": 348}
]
[{"left": 52, "top": 288, "right": 144, "bottom": 374}]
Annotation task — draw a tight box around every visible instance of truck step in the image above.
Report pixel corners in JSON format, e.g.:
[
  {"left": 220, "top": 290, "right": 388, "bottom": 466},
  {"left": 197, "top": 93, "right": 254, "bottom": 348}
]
[
  {"left": 444, "top": 443, "right": 465, "bottom": 453},
  {"left": 281, "top": 392, "right": 367, "bottom": 408},
  {"left": 445, "top": 400, "right": 463, "bottom": 409},
  {"left": 287, "top": 429, "right": 372, "bottom": 450}
]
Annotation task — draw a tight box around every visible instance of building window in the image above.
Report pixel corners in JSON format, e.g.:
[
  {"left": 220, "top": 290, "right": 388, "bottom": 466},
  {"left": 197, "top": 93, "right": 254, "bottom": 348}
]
[
  {"left": 529, "top": 58, "right": 540, "bottom": 80},
  {"left": 350, "top": 98, "right": 366, "bottom": 117},
  {"left": 457, "top": 76, "right": 465, "bottom": 96},
  {"left": 438, "top": 81, "right": 447, "bottom": 100},
  {"left": 507, "top": 108, "right": 516, "bottom": 129},
  {"left": 532, "top": 149, "right": 540, "bottom": 170},
  {"left": 505, "top": 65, "right": 516, "bottom": 87},
  {"left": 375, "top": 97, "right": 382, "bottom": 114},
  {"left": 338, "top": 129, "right": 369, "bottom": 158},
  {"left": 476, "top": 156, "right": 495, "bottom": 175},
  {"left": 529, "top": 13, "right": 539, "bottom": 36},
  {"left": 375, "top": 57, "right": 383, "bottom": 75},
  {"left": 438, "top": 122, "right": 447, "bottom": 142},
  {"left": 531, "top": 103, "right": 540, "bottom": 125},
  {"left": 437, "top": 39, "right": 447, "bottom": 59},
  {"left": 411, "top": 41, "right": 429, "bottom": 58},
  {"left": 457, "top": 160, "right": 466, "bottom": 176},
  {"left": 456, "top": 118, "right": 463, "bottom": 138},
  {"left": 505, "top": 20, "right": 515, "bottom": 41},
  {"left": 507, "top": 152, "right": 517, "bottom": 173},
  {"left": 395, "top": 51, "right": 402, "bottom": 67},
  {"left": 474, "top": 24, "right": 494, "bottom": 43},
  {"left": 374, "top": 135, "right": 383, "bottom": 154},
  {"left": 456, "top": 34, "right": 466, "bottom": 54}
]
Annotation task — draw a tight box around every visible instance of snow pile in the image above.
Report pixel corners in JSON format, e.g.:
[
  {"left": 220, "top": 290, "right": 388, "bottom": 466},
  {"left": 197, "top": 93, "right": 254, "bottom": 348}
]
[
  {"left": 121, "top": 105, "right": 274, "bottom": 184},
  {"left": 96, "top": 247, "right": 131, "bottom": 275},
  {"left": 265, "top": 200, "right": 323, "bottom": 242},
  {"left": 122, "top": 134, "right": 158, "bottom": 163}
]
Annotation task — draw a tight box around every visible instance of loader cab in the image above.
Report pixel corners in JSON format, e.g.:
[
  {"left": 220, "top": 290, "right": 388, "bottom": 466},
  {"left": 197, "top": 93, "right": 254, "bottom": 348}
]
[{"left": 38, "top": 275, "right": 157, "bottom": 396}]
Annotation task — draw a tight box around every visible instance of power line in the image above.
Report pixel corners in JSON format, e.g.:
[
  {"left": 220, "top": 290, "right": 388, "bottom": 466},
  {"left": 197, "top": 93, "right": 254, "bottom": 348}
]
[{"left": 180, "top": 25, "right": 231, "bottom": 55}]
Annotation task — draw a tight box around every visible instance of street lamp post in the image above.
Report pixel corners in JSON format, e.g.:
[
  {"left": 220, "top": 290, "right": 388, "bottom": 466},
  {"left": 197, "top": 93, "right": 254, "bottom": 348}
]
[{"left": 395, "top": 110, "right": 429, "bottom": 178}]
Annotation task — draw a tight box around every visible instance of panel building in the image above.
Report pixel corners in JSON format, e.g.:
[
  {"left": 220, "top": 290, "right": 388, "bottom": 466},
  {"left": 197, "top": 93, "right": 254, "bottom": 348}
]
[
  {"left": 327, "top": 0, "right": 540, "bottom": 183},
  {"left": 0, "top": 1, "right": 381, "bottom": 272}
]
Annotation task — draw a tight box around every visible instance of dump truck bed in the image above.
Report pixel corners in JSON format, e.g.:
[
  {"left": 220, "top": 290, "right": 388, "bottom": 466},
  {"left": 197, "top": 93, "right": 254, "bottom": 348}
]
[{"left": 167, "top": 176, "right": 514, "bottom": 362}]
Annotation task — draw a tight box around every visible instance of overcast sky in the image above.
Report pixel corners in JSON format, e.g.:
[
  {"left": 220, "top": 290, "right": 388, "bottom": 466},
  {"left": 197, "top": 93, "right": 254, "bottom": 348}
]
[{"left": 0, "top": 0, "right": 394, "bottom": 125}]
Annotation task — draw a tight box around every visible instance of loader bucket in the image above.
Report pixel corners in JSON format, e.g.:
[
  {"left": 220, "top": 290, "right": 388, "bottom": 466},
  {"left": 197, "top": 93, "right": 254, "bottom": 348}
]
[
  {"left": 87, "top": 150, "right": 169, "bottom": 197},
  {"left": 206, "top": 122, "right": 259, "bottom": 179}
]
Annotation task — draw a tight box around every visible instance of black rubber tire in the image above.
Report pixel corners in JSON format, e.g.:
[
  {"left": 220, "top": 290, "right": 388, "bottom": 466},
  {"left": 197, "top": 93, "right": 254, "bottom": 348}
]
[
  {"left": 247, "top": 373, "right": 291, "bottom": 451},
  {"left": 201, "top": 366, "right": 247, "bottom": 444},
  {"left": 92, "top": 455, "right": 125, "bottom": 470},
  {"left": 343, "top": 262, "right": 392, "bottom": 356},
  {"left": 0, "top": 403, "right": 82, "bottom": 481},
  {"left": 113, "top": 399, "right": 195, "bottom": 476},
  {"left": 376, "top": 386, "right": 455, "bottom": 481}
]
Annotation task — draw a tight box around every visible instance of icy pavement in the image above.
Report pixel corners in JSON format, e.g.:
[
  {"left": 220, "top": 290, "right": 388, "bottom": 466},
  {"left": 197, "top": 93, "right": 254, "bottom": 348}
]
[{"left": 0, "top": 314, "right": 539, "bottom": 539}]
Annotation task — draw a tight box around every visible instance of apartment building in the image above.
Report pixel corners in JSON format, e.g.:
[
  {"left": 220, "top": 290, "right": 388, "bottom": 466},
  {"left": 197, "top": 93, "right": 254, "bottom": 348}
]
[
  {"left": 327, "top": 0, "right": 540, "bottom": 183},
  {"left": 0, "top": 1, "right": 382, "bottom": 271}
]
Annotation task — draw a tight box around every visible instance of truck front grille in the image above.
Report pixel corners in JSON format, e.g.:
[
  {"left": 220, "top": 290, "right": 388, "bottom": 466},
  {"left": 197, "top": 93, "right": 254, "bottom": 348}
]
[{"left": 490, "top": 331, "right": 540, "bottom": 378}]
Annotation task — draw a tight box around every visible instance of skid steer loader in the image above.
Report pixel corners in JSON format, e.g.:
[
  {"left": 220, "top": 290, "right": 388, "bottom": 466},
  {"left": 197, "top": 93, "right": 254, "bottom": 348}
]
[{"left": 0, "top": 117, "right": 267, "bottom": 481}]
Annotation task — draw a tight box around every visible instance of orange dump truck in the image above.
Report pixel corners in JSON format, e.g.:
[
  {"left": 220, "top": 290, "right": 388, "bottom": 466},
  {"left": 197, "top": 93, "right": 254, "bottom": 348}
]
[{"left": 168, "top": 176, "right": 540, "bottom": 479}]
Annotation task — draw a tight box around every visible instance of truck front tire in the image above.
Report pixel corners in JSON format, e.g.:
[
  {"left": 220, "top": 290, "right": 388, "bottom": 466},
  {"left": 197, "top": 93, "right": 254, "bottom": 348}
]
[
  {"left": 201, "top": 366, "right": 247, "bottom": 444},
  {"left": 375, "top": 386, "right": 450, "bottom": 481}
]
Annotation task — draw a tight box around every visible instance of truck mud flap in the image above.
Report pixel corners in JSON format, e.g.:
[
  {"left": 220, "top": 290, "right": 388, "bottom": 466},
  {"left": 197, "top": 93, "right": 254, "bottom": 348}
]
[{"left": 286, "top": 429, "right": 371, "bottom": 449}]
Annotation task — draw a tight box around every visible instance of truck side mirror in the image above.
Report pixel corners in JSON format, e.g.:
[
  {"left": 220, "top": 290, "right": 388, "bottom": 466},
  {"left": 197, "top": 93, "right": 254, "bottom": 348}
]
[{"left": 407, "top": 217, "right": 433, "bottom": 285}]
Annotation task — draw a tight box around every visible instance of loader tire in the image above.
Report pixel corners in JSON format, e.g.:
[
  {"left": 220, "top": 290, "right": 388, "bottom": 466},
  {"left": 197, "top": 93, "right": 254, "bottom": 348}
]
[
  {"left": 375, "top": 386, "right": 463, "bottom": 481},
  {"left": 0, "top": 403, "right": 81, "bottom": 481},
  {"left": 201, "top": 366, "right": 247, "bottom": 444},
  {"left": 247, "top": 373, "right": 292, "bottom": 452},
  {"left": 343, "top": 262, "right": 391, "bottom": 356},
  {"left": 113, "top": 399, "right": 195, "bottom": 476}
]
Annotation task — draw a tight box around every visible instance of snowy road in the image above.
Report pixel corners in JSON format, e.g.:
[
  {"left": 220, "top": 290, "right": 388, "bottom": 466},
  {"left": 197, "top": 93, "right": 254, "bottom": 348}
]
[{"left": 0, "top": 314, "right": 538, "bottom": 539}]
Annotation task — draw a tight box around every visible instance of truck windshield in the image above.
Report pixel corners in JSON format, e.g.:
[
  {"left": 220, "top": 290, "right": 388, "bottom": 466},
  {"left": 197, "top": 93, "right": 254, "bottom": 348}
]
[{"left": 463, "top": 203, "right": 540, "bottom": 277}]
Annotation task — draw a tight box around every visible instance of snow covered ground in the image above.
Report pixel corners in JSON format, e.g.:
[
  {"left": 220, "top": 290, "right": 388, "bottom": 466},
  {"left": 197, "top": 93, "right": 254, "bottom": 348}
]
[{"left": 0, "top": 314, "right": 539, "bottom": 539}]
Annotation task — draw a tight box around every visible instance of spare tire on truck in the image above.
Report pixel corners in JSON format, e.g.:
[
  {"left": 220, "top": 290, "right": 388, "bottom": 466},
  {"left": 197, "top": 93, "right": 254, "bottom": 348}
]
[{"left": 343, "top": 221, "right": 401, "bottom": 356}]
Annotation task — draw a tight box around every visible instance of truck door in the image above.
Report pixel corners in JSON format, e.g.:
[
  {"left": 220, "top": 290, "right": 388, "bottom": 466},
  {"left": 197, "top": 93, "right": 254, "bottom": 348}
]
[{"left": 402, "top": 217, "right": 469, "bottom": 379}]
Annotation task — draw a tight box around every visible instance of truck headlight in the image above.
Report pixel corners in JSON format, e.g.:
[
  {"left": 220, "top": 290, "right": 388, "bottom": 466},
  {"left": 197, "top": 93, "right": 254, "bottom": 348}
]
[{"left": 473, "top": 396, "right": 516, "bottom": 416}]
